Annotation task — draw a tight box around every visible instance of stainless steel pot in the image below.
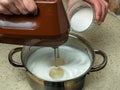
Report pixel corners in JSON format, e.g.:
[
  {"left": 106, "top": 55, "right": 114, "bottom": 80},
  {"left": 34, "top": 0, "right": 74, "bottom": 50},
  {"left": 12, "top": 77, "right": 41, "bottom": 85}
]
[{"left": 8, "top": 33, "right": 107, "bottom": 90}]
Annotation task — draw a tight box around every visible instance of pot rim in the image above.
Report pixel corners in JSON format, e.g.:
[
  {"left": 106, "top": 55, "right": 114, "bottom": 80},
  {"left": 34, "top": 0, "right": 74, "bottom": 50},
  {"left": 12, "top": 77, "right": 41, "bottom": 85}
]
[{"left": 21, "top": 33, "right": 95, "bottom": 82}]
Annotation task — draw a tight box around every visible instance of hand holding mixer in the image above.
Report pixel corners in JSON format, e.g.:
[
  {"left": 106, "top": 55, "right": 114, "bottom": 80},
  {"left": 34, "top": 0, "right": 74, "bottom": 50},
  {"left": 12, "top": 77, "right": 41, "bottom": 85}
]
[
  {"left": 0, "top": 0, "right": 70, "bottom": 79},
  {"left": 0, "top": 0, "right": 69, "bottom": 46}
]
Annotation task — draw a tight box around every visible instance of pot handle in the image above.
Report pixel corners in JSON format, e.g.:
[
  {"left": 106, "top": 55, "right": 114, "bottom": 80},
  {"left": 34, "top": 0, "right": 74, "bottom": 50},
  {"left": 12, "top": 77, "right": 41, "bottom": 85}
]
[
  {"left": 8, "top": 47, "right": 24, "bottom": 67},
  {"left": 90, "top": 50, "right": 107, "bottom": 72}
]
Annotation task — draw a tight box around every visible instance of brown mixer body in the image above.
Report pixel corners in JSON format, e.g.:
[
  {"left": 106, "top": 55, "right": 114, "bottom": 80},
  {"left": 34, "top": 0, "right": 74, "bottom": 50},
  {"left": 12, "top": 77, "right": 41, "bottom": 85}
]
[{"left": 0, "top": 0, "right": 69, "bottom": 46}]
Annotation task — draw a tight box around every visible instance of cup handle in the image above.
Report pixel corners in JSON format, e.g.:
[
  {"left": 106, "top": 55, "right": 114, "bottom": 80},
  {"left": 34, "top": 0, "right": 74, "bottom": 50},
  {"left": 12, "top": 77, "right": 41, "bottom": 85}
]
[
  {"left": 8, "top": 47, "right": 24, "bottom": 67},
  {"left": 90, "top": 50, "right": 107, "bottom": 72}
]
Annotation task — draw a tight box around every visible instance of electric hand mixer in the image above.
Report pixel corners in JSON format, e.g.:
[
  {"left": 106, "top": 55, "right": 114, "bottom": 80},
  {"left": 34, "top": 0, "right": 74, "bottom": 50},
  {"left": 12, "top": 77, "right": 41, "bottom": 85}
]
[{"left": 0, "top": 0, "right": 69, "bottom": 46}]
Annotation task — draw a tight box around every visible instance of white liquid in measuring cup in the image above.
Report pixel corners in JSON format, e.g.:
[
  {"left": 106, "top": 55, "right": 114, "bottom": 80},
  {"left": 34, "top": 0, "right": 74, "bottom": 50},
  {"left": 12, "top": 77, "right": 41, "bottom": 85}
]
[
  {"left": 26, "top": 46, "right": 91, "bottom": 81},
  {"left": 70, "top": 8, "right": 93, "bottom": 32}
]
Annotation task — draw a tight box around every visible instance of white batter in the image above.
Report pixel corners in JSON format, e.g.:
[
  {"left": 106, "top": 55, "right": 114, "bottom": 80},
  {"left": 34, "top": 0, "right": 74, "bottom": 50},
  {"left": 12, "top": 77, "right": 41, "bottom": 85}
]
[{"left": 26, "top": 46, "right": 91, "bottom": 81}]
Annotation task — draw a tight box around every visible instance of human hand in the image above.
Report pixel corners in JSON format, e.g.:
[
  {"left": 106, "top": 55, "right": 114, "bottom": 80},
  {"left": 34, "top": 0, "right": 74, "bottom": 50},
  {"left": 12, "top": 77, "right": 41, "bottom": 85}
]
[
  {"left": 84, "top": 0, "right": 109, "bottom": 25},
  {"left": 0, "top": 0, "right": 37, "bottom": 15},
  {"left": 67, "top": 0, "right": 108, "bottom": 25}
]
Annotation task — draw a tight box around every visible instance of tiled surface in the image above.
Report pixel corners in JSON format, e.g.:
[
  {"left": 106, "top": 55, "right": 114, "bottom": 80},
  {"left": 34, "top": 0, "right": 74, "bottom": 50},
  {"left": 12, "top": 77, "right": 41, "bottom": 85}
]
[{"left": 0, "top": 5, "right": 120, "bottom": 90}]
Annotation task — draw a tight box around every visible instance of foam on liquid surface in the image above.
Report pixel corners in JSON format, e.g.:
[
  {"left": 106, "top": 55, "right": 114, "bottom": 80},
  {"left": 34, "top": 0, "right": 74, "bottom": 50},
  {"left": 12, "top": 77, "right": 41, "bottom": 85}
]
[{"left": 26, "top": 46, "right": 91, "bottom": 81}]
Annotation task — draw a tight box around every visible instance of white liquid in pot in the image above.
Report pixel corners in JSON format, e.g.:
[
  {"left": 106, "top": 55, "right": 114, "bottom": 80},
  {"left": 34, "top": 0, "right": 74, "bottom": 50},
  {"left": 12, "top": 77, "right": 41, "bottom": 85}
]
[{"left": 26, "top": 46, "right": 91, "bottom": 81}]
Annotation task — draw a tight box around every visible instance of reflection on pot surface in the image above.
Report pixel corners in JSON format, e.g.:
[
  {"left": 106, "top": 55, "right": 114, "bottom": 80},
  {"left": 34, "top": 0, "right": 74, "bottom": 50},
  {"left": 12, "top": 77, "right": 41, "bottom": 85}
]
[{"left": 8, "top": 33, "right": 107, "bottom": 90}]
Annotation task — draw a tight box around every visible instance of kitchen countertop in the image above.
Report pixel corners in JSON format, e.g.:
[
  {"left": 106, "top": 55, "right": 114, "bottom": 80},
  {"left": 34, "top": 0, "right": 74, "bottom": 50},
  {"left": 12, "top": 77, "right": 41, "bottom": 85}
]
[{"left": 0, "top": 12, "right": 120, "bottom": 90}]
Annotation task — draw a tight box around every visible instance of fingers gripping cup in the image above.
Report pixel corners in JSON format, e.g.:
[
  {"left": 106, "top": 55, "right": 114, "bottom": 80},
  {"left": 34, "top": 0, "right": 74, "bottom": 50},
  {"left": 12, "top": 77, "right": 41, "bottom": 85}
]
[{"left": 67, "top": 0, "right": 94, "bottom": 32}]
